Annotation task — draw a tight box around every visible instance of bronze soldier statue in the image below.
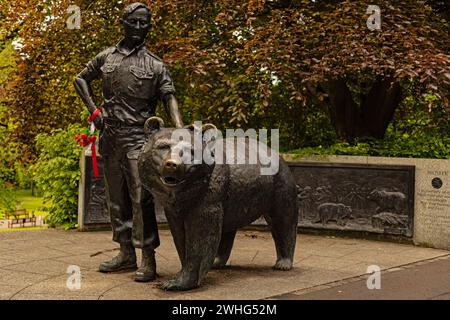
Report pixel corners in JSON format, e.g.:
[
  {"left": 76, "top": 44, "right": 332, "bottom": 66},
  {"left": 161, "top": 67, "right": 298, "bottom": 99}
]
[{"left": 74, "top": 2, "right": 183, "bottom": 282}]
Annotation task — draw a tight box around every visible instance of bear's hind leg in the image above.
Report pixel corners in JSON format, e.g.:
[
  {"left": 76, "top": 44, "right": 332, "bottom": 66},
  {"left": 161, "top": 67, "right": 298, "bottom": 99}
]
[
  {"left": 267, "top": 198, "right": 298, "bottom": 271},
  {"left": 212, "top": 230, "right": 237, "bottom": 269},
  {"left": 271, "top": 223, "right": 297, "bottom": 270}
]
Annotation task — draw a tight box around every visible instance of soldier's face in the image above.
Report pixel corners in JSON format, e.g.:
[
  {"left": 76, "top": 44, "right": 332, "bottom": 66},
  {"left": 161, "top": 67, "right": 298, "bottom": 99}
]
[{"left": 122, "top": 8, "right": 151, "bottom": 45}]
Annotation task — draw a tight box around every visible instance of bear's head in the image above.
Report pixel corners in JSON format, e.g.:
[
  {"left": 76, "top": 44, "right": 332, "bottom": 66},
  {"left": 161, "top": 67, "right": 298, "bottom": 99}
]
[
  {"left": 367, "top": 190, "right": 381, "bottom": 201},
  {"left": 338, "top": 204, "right": 353, "bottom": 220},
  {"left": 138, "top": 117, "right": 218, "bottom": 200}
]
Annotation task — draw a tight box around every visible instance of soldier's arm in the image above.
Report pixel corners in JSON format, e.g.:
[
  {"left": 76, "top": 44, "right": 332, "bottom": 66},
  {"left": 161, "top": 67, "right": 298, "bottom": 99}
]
[
  {"left": 162, "top": 94, "right": 184, "bottom": 128},
  {"left": 158, "top": 64, "right": 184, "bottom": 128},
  {"left": 74, "top": 51, "right": 107, "bottom": 117}
]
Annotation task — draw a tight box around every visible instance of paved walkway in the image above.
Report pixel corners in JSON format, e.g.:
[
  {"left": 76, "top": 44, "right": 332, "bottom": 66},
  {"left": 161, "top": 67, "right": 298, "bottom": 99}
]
[
  {"left": 0, "top": 229, "right": 449, "bottom": 300},
  {"left": 276, "top": 255, "right": 450, "bottom": 300}
]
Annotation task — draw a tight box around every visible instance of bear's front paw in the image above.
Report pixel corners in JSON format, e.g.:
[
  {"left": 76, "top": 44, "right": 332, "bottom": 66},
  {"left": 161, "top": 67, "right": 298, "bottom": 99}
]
[{"left": 160, "top": 277, "right": 198, "bottom": 291}]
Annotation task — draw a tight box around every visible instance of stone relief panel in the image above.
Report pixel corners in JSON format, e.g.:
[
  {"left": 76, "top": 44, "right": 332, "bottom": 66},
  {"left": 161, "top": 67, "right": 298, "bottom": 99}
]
[{"left": 289, "top": 163, "right": 415, "bottom": 237}]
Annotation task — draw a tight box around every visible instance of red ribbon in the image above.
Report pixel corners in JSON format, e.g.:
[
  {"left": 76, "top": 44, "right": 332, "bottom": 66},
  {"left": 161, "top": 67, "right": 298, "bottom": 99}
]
[
  {"left": 74, "top": 108, "right": 102, "bottom": 178},
  {"left": 88, "top": 108, "right": 102, "bottom": 123},
  {"left": 90, "top": 136, "right": 98, "bottom": 178},
  {"left": 75, "top": 134, "right": 98, "bottom": 177}
]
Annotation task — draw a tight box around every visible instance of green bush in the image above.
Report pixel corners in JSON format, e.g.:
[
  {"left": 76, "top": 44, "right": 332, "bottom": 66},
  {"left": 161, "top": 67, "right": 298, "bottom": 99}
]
[
  {"left": 0, "top": 158, "right": 15, "bottom": 183},
  {"left": 34, "top": 124, "right": 83, "bottom": 229},
  {"left": 14, "top": 162, "right": 34, "bottom": 189},
  {"left": 0, "top": 180, "right": 20, "bottom": 218},
  {"left": 289, "top": 130, "right": 450, "bottom": 159},
  {"left": 0, "top": 130, "right": 17, "bottom": 183}
]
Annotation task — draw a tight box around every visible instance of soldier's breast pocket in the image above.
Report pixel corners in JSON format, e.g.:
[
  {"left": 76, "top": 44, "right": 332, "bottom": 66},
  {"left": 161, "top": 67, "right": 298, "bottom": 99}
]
[
  {"left": 128, "top": 66, "right": 155, "bottom": 99},
  {"left": 100, "top": 63, "right": 118, "bottom": 99}
]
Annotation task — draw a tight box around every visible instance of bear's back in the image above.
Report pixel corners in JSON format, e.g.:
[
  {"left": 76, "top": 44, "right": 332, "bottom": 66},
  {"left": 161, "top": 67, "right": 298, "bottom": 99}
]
[{"left": 213, "top": 137, "right": 296, "bottom": 230}]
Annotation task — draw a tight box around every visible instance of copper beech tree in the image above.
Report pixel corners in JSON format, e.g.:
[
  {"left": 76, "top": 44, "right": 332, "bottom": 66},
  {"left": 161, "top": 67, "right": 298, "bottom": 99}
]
[{"left": 1, "top": 0, "right": 449, "bottom": 158}]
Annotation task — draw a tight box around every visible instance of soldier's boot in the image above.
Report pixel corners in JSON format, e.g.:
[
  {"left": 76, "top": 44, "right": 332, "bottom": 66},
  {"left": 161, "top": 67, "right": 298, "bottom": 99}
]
[
  {"left": 135, "top": 249, "right": 156, "bottom": 282},
  {"left": 98, "top": 243, "right": 137, "bottom": 273}
]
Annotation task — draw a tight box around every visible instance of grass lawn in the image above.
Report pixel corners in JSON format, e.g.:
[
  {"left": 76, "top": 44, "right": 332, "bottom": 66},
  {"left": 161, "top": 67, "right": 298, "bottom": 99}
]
[
  {"left": 14, "top": 189, "right": 49, "bottom": 216},
  {"left": 0, "top": 189, "right": 49, "bottom": 232}
]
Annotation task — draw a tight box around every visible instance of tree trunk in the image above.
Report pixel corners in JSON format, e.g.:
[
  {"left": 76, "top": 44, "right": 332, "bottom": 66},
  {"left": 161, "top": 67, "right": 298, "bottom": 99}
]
[
  {"left": 360, "top": 78, "right": 402, "bottom": 139},
  {"left": 325, "top": 78, "right": 359, "bottom": 141},
  {"left": 323, "top": 77, "right": 402, "bottom": 141}
]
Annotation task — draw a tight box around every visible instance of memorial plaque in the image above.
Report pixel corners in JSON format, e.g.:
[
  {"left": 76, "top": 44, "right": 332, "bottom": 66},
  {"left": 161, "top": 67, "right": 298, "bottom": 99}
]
[
  {"left": 416, "top": 168, "right": 450, "bottom": 247},
  {"left": 288, "top": 163, "right": 415, "bottom": 237},
  {"left": 78, "top": 148, "right": 110, "bottom": 230}
]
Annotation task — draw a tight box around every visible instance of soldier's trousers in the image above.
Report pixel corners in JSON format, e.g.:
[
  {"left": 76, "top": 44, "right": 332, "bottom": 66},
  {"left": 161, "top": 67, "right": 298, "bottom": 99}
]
[{"left": 100, "top": 125, "right": 160, "bottom": 250}]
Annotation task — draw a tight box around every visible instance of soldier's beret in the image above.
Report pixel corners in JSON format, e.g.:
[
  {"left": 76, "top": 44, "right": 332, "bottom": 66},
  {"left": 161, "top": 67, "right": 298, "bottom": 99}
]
[{"left": 122, "top": 2, "right": 151, "bottom": 20}]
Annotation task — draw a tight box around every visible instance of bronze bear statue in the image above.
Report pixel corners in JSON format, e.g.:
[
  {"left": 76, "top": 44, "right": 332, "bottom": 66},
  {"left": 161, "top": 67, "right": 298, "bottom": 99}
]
[{"left": 138, "top": 117, "right": 298, "bottom": 291}]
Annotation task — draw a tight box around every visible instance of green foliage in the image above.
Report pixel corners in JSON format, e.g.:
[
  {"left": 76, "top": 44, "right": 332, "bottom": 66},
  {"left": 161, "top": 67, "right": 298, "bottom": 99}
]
[
  {"left": 291, "top": 135, "right": 450, "bottom": 159},
  {"left": 377, "top": 92, "right": 450, "bottom": 159},
  {"left": 0, "top": 39, "right": 18, "bottom": 182},
  {"left": 14, "top": 162, "right": 34, "bottom": 189},
  {"left": 290, "top": 92, "right": 450, "bottom": 159},
  {"left": 0, "top": 41, "right": 16, "bottom": 87},
  {"left": 0, "top": 153, "right": 15, "bottom": 182},
  {"left": 0, "top": 180, "right": 20, "bottom": 218},
  {"left": 34, "top": 124, "right": 82, "bottom": 229},
  {"left": 0, "top": 129, "right": 18, "bottom": 182}
]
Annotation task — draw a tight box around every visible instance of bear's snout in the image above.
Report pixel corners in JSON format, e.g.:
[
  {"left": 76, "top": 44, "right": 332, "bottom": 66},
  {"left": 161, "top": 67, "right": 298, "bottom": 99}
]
[
  {"left": 160, "top": 157, "right": 186, "bottom": 187},
  {"left": 164, "top": 158, "right": 181, "bottom": 171}
]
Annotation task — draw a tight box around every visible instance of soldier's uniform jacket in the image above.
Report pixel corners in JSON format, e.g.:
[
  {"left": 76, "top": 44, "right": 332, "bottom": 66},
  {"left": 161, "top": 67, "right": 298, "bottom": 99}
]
[{"left": 79, "top": 40, "right": 176, "bottom": 127}]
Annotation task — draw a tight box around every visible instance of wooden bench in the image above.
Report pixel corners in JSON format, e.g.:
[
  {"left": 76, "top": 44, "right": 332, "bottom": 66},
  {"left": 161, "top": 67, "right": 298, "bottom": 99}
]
[{"left": 6, "top": 209, "right": 37, "bottom": 228}]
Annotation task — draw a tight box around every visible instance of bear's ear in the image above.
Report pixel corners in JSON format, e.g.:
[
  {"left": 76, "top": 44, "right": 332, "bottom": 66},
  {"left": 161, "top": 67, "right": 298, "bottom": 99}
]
[
  {"left": 202, "top": 123, "right": 218, "bottom": 143},
  {"left": 186, "top": 123, "right": 201, "bottom": 131},
  {"left": 144, "top": 117, "right": 164, "bottom": 136}
]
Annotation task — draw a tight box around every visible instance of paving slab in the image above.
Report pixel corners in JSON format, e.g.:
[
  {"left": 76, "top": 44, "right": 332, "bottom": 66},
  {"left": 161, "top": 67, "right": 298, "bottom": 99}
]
[{"left": 0, "top": 229, "right": 448, "bottom": 300}]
